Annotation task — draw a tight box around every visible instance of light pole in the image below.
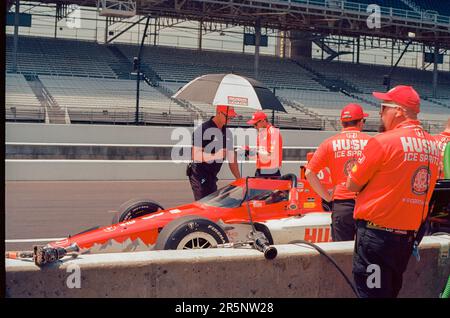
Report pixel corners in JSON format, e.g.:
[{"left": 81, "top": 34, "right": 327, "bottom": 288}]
[
  {"left": 134, "top": 15, "right": 151, "bottom": 125},
  {"left": 384, "top": 33, "right": 415, "bottom": 90}
]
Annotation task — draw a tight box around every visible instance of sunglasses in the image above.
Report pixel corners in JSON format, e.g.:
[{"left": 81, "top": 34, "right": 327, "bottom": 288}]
[{"left": 380, "top": 103, "right": 406, "bottom": 114}]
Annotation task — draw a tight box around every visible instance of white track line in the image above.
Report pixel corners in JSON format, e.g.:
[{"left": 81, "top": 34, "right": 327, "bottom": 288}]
[{"left": 6, "top": 238, "right": 64, "bottom": 243}]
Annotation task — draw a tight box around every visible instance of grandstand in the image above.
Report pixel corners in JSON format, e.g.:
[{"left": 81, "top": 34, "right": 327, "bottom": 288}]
[
  {"left": 5, "top": 34, "right": 449, "bottom": 131},
  {"left": 5, "top": 36, "right": 118, "bottom": 78},
  {"left": 5, "top": 73, "right": 45, "bottom": 122},
  {"left": 5, "top": 0, "right": 450, "bottom": 133},
  {"left": 38, "top": 75, "right": 194, "bottom": 124},
  {"left": 116, "top": 44, "right": 327, "bottom": 91},
  {"left": 298, "top": 58, "right": 450, "bottom": 98}
]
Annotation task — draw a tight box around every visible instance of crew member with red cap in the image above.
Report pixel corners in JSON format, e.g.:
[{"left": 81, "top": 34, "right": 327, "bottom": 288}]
[
  {"left": 346, "top": 85, "right": 440, "bottom": 298},
  {"left": 305, "top": 103, "right": 371, "bottom": 241},
  {"left": 188, "top": 105, "right": 241, "bottom": 200},
  {"left": 434, "top": 117, "right": 450, "bottom": 179},
  {"left": 246, "top": 111, "right": 283, "bottom": 177}
]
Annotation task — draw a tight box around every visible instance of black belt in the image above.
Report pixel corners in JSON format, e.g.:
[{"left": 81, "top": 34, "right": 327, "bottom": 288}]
[
  {"left": 357, "top": 220, "right": 417, "bottom": 236},
  {"left": 332, "top": 199, "right": 355, "bottom": 204}
]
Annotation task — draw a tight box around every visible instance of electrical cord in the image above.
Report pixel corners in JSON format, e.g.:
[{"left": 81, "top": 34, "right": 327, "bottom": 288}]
[{"left": 289, "top": 239, "right": 360, "bottom": 298}]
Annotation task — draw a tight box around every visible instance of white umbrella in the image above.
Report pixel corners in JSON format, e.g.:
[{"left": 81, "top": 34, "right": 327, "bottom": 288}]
[{"left": 172, "top": 73, "right": 286, "bottom": 112}]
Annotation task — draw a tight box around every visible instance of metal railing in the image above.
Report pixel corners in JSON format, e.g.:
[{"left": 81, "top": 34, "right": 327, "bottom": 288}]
[
  {"left": 286, "top": 0, "right": 450, "bottom": 25},
  {"left": 6, "top": 106, "right": 46, "bottom": 123},
  {"left": 5, "top": 104, "right": 445, "bottom": 132}
]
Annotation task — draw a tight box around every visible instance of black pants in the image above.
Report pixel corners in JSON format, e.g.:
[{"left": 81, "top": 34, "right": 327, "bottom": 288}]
[
  {"left": 353, "top": 220, "right": 415, "bottom": 298},
  {"left": 255, "top": 168, "right": 281, "bottom": 178},
  {"left": 189, "top": 172, "right": 218, "bottom": 201},
  {"left": 331, "top": 199, "right": 356, "bottom": 242}
]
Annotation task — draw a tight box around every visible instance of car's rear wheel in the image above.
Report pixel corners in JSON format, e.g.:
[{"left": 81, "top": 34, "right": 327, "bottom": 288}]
[
  {"left": 155, "top": 215, "right": 229, "bottom": 250},
  {"left": 114, "top": 199, "right": 164, "bottom": 223}
]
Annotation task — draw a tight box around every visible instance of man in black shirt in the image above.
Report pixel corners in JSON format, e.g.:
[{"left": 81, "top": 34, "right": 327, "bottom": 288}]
[{"left": 188, "top": 105, "right": 241, "bottom": 200}]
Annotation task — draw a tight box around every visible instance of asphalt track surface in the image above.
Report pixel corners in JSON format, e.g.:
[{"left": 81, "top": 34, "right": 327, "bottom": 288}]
[{"left": 5, "top": 180, "right": 229, "bottom": 252}]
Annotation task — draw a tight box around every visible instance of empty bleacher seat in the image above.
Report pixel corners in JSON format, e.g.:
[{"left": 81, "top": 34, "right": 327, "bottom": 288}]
[
  {"left": 39, "top": 76, "right": 188, "bottom": 119},
  {"left": 5, "top": 73, "right": 44, "bottom": 122},
  {"left": 116, "top": 44, "right": 328, "bottom": 91},
  {"left": 6, "top": 35, "right": 118, "bottom": 78}
]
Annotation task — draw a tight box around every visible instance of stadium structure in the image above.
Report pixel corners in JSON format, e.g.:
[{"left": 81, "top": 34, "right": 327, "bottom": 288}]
[{"left": 5, "top": 0, "right": 450, "bottom": 133}]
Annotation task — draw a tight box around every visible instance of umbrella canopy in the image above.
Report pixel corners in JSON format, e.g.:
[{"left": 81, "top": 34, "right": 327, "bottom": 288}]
[{"left": 171, "top": 73, "right": 287, "bottom": 113}]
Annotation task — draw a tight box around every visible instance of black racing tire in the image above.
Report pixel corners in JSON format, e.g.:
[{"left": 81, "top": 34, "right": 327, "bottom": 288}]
[
  {"left": 154, "top": 215, "right": 229, "bottom": 250},
  {"left": 117, "top": 198, "right": 164, "bottom": 223}
]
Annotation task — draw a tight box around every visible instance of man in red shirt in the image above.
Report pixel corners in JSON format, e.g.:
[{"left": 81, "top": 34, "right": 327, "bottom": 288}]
[
  {"left": 246, "top": 111, "right": 283, "bottom": 177},
  {"left": 347, "top": 85, "right": 440, "bottom": 298},
  {"left": 434, "top": 117, "right": 450, "bottom": 179},
  {"left": 306, "top": 104, "right": 371, "bottom": 241}
]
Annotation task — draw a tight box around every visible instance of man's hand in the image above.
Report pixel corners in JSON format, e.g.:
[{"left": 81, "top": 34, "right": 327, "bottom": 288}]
[
  {"left": 346, "top": 176, "right": 363, "bottom": 193},
  {"left": 305, "top": 168, "right": 333, "bottom": 202},
  {"left": 228, "top": 150, "right": 241, "bottom": 179}
]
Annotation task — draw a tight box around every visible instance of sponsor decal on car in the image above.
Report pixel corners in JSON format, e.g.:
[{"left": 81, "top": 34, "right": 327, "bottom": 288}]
[
  {"left": 304, "top": 227, "right": 331, "bottom": 243},
  {"left": 119, "top": 220, "right": 136, "bottom": 227},
  {"left": 104, "top": 226, "right": 117, "bottom": 233},
  {"left": 142, "top": 212, "right": 165, "bottom": 220}
]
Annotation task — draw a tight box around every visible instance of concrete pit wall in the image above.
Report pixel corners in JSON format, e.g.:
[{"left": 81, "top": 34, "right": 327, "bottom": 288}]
[
  {"left": 5, "top": 160, "right": 306, "bottom": 181},
  {"left": 5, "top": 236, "right": 449, "bottom": 298},
  {"left": 6, "top": 143, "right": 317, "bottom": 161},
  {"left": 6, "top": 122, "right": 343, "bottom": 147}
]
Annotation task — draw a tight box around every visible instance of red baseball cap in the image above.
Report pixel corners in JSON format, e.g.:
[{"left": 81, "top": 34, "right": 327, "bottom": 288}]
[
  {"left": 247, "top": 111, "right": 268, "bottom": 125},
  {"left": 372, "top": 85, "right": 420, "bottom": 114},
  {"left": 216, "top": 105, "right": 237, "bottom": 117},
  {"left": 340, "top": 103, "right": 369, "bottom": 122}
]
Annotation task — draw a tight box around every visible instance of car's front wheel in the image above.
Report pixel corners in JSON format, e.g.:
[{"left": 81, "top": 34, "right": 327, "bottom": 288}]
[
  {"left": 176, "top": 232, "right": 219, "bottom": 249},
  {"left": 112, "top": 199, "right": 165, "bottom": 224},
  {"left": 154, "top": 215, "right": 229, "bottom": 250}
]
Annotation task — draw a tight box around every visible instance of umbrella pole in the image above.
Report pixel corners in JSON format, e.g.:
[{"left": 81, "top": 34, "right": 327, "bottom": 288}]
[{"left": 240, "top": 152, "right": 244, "bottom": 178}]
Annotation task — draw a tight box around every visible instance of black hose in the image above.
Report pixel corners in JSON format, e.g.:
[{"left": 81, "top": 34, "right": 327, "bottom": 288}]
[
  {"left": 244, "top": 176, "right": 257, "bottom": 233},
  {"left": 290, "top": 240, "right": 360, "bottom": 298},
  {"left": 243, "top": 176, "right": 277, "bottom": 259}
]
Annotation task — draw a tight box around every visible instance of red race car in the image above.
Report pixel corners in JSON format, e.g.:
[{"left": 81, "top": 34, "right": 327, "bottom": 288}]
[{"left": 6, "top": 172, "right": 334, "bottom": 266}]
